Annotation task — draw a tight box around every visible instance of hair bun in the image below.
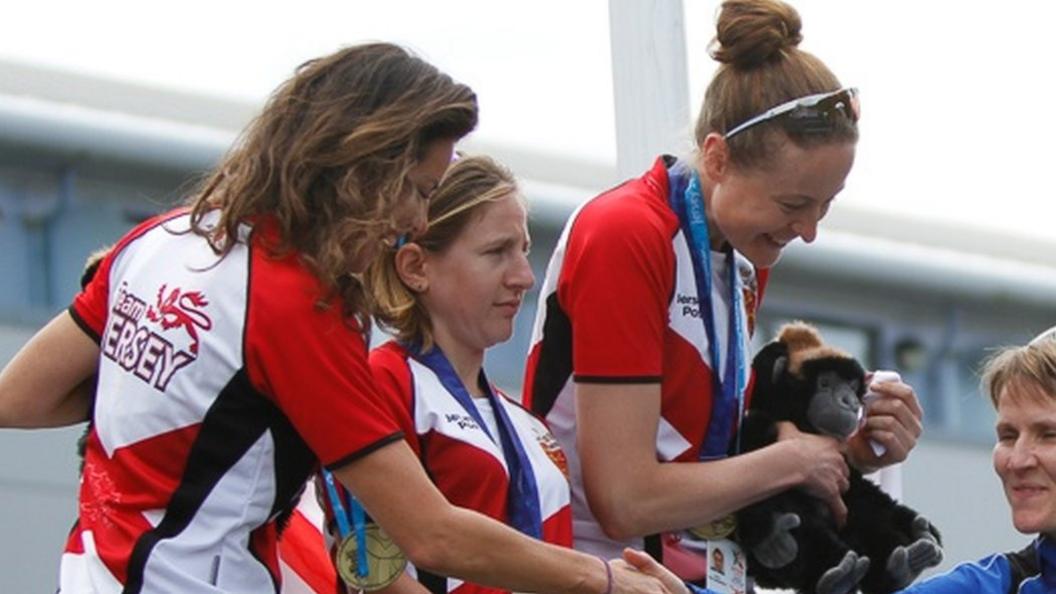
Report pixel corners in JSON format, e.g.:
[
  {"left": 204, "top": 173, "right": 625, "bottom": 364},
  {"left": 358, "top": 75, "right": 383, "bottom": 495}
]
[{"left": 709, "top": 0, "right": 803, "bottom": 68}]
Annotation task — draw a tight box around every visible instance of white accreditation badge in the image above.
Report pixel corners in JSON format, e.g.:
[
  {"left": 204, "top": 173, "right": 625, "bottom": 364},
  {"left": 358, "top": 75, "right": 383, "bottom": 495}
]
[{"left": 705, "top": 539, "right": 747, "bottom": 594}]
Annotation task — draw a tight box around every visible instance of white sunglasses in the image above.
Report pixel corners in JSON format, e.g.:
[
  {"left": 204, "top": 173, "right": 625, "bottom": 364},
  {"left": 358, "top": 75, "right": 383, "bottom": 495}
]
[{"left": 724, "top": 87, "right": 860, "bottom": 140}]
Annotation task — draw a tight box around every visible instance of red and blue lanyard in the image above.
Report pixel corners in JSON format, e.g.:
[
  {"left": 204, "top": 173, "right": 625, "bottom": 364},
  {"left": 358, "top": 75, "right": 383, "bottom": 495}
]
[
  {"left": 667, "top": 161, "right": 749, "bottom": 459},
  {"left": 405, "top": 341, "right": 544, "bottom": 539}
]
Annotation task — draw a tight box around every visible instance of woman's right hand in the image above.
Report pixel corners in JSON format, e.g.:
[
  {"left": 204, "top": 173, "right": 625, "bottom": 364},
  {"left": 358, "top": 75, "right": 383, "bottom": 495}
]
[
  {"left": 608, "top": 556, "right": 680, "bottom": 594},
  {"left": 618, "top": 549, "right": 689, "bottom": 594},
  {"left": 776, "top": 422, "right": 850, "bottom": 526}
]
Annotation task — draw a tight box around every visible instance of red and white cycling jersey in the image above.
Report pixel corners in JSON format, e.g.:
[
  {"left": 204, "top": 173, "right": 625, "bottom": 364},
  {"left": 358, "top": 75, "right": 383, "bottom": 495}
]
[
  {"left": 368, "top": 340, "right": 572, "bottom": 594},
  {"left": 63, "top": 209, "right": 401, "bottom": 593}
]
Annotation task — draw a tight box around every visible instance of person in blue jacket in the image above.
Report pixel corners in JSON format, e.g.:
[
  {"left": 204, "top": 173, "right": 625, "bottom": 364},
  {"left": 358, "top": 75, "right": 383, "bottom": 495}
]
[{"left": 898, "top": 331, "right": 1056, "bottom": 593}]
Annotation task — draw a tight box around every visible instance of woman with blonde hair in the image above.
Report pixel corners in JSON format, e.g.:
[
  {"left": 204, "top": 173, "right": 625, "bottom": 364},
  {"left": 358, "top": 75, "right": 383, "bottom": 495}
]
[
  {"left": 897, "top": 332, "right": 1056, "bottom": 593},
  {"left": 0, "top": 44, "right": 669, "bottom": 594},
  {"left": 336, "top": 154, "right": 568, "bottom": 594}
]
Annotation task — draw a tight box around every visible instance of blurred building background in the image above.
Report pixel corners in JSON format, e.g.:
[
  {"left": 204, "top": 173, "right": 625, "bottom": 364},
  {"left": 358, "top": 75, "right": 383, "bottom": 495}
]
[{"left": 3, "top": 1, "right": 1056, "bottom": 591}]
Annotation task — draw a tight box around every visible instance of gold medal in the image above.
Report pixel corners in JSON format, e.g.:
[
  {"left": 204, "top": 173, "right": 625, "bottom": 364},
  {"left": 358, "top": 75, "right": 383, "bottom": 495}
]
[
  {"left": 336, "top": 524, "right": 408, "bottom": 591},
  {"left": 689, "top": 514, "right": 737, "bottom": 540}
]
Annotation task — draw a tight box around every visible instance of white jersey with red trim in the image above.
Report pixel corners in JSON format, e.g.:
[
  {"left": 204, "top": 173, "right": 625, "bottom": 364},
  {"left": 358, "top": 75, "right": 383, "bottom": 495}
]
[
  {"left": 62, "top": 210, "right": 402, "bottom": 594},
  {"left": 368, "top": 340, "right": 573, "bottom": 594},
  {"left": 277, "top": 341, "right": 575, "bottom": 594},
  {"left": 523, "top": 157, "right": 765, "bottom": 560}
]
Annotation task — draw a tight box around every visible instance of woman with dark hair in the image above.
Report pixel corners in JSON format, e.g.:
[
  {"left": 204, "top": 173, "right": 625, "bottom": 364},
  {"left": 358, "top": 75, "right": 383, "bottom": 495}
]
[
  {"left": 0, "top": 44, "right": 669, "bottom": 594},
  {"left": 524, "top": 2, "right": 929, "bottom": 593}
]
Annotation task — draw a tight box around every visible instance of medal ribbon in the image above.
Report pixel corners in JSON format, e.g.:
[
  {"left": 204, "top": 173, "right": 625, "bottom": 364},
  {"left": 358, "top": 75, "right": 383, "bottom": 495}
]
[
  {"left": 405, "top": 341, "right": 543, "bottom": 538},
  {"left": 322, "top": 469, "right": 369, "bottom": 579},
  {"left": 667, "top": 161, "right": 749, "bottom": 459}
]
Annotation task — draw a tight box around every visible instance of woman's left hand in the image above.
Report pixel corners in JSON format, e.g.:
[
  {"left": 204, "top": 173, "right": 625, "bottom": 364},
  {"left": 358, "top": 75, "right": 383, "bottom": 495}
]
[{"left": 846, "top": 376, "right": 923, "bottom": 473}]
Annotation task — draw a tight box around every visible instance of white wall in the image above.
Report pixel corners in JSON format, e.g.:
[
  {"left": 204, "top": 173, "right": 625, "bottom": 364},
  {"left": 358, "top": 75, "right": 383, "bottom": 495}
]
[
  {"left": 0, "top": 324, "right": 82, "bottom": 593},
  {"left": 903, "top": 441, "right": 1027, "bottom": 577}
]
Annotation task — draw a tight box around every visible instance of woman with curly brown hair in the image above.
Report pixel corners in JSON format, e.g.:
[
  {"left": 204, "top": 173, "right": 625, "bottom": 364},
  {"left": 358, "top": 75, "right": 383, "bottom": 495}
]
[{"left": 0, "top": 44, "right": 670, "bottom": 594}]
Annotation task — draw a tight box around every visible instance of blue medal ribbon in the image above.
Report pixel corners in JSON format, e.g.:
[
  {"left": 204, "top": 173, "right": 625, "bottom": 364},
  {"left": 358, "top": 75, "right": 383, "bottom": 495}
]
[
  {"left": 667, "top": 161, "right": 749, "bottom": 459},
  {"left": 405, "top": 341, "right": 543, "bottom": 538},
  {"left": 321, "top": 469, "right": 369, "bottom": 578}
]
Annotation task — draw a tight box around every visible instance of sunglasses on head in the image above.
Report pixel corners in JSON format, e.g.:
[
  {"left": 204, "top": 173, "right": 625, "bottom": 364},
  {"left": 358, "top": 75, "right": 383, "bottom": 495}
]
[{"left": 724, "top": 87, "right": 860, "bottom": 140}]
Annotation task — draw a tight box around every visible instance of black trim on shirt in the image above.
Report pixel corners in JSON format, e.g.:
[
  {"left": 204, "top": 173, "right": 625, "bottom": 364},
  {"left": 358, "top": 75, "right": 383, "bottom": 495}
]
[
  {"left": 270, "top": 414, "right": 318, "bottom": 532},
  {"left": 325, "top": 432, "right": 406, "bottom": 472},
  {"left": 67, "top": 305, "right": 101, "bottom": 344},
  {"left": 574, "top": 375, "right": 663, "bottom": 384},
  {"left": 529, "top": 292, "right": 574, "bottom": 417},
  {"left": 1006, "top": 541, "right": 1040, "bottom": 594},
  {"left": 645, "top": 533, "right": 663, "bottom": 562},
  {"left": 124, "top": 369, "right": 281, "bottom": 593},
  {"left": 241, "top": 227, "right": 256, "bottom": 395},
  {"left": 417, "top": 568, "right": 448, "bottom": 594}
]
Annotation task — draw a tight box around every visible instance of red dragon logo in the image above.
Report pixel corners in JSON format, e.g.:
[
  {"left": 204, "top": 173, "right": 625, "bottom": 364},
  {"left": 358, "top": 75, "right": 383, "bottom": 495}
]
[{"left": 146, "top": 285, "right": 213, "bottom": 354}]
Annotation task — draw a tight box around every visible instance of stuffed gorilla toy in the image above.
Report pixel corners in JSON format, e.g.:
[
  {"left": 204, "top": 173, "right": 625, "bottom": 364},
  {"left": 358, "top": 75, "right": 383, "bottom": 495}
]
[{"left": 734, "top": 322, "right": 943, "bottom": 594}]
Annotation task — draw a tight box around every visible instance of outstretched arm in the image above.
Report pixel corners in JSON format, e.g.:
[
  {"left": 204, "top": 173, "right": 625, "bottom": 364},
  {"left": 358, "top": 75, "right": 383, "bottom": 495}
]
[
  {"left": 334, "top": 439, "right": 673, "bottom": 594},
  {"left": 0, "top": 311, "right": 97, "bottom": 428}
]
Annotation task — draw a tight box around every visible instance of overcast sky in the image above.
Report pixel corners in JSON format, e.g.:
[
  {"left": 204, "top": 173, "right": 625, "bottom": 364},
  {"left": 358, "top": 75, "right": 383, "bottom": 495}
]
[{"left": 1, "top": 1, "right": 1053, "bottom": 242}]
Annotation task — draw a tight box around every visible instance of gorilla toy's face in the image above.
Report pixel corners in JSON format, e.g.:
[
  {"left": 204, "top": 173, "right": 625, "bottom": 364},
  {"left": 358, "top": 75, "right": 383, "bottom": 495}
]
[{"left": 806, "top": 369, "right": 862, "bottom": 439}]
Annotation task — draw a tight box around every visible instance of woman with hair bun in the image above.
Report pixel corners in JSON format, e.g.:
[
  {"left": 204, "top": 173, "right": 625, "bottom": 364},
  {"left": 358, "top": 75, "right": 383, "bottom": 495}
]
[
  {"left": 0, "top": 44, "right": 670, "bottom": 594},
  {"left": 525, "top": 1, "right": 930, "bottom": 593}
]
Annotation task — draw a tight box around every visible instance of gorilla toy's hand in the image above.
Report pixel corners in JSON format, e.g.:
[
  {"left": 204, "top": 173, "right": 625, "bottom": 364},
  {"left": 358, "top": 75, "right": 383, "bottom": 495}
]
[
  {"left": 886, "top": 516, "right": 944, "bottom": 589},
  {"left": 752, "top": 512, "right": 800, "bottom": 569},
  {"left": 816, "top": 550, "right": 870, "bottom": 594}
]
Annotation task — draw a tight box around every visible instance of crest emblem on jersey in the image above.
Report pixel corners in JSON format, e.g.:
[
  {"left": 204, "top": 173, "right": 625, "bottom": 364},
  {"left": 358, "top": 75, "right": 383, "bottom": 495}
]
[
  {"left": 535, "top": 429, "right": 569, "bottom": 481},
  {"left": 742, "top": 286, "right": 757, "bottom": 338},
  {"left": 737, "top": 261, "right": 758, "bottom": 338},
  {"left": 146, "top": 284, "right": 213, "bottom": 354}
]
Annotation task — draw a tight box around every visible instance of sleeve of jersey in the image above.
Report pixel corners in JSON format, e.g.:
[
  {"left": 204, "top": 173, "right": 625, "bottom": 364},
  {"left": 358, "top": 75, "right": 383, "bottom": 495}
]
[
  {"left": 895, "top": 554, "right": 1011, "bottom": 593},
  {"left": 559, "top": 201, "right": 673, "bottom": 383},
  {"left": 368, "top": 345, "right": 421, "bottom": 457},
  {"left": 68, "top": 246, "right": 118, "bottom": 342},
  {"left": 245, "top": 260, "right": 403, "bottom": 470},
  {"left": 68, "top": 210, "right": 190, "bottom": 342}
]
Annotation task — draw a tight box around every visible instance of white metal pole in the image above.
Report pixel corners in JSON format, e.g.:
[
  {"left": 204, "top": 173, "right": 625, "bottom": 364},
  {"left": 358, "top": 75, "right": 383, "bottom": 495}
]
[{"left": 608, "top": 0, "right": 691, "bottom": 179}]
